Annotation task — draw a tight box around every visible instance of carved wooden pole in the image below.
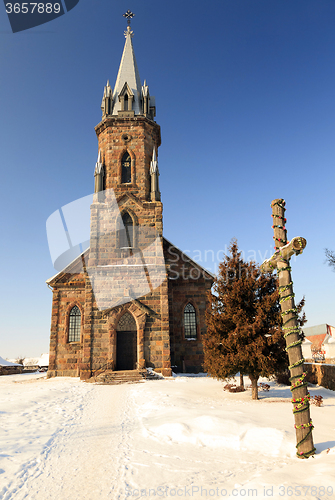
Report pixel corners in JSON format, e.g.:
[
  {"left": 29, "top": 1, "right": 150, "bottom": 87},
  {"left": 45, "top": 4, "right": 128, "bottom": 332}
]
[{"left": 261, "top": 199, "right": 315, "bottom": 459}]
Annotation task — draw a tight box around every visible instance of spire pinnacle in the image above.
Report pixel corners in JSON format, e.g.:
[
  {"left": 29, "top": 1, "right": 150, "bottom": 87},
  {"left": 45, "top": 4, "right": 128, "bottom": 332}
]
[
  {"left": 95, "top": 150, "right": 103, "bottom": 175},
  {"left": 94, "top": 150, "right": 104, "bottom": 193},
  {"left": 150, "top": 147, "right": 160, "bottom": 201},
  {"left": 150, "top": 148, "right": 158, "bottom": 174}
]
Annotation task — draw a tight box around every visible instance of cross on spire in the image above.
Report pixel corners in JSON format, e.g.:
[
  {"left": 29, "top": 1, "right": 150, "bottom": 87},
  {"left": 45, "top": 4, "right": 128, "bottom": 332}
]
[{"left": 123, "top": 9, "right": 135, "bottom": 26}]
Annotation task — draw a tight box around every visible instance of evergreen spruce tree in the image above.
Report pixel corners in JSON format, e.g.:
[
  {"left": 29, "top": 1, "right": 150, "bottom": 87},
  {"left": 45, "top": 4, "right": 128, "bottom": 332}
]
[{"left": 203, "top": 239, "right": 288, "bottom": 400}]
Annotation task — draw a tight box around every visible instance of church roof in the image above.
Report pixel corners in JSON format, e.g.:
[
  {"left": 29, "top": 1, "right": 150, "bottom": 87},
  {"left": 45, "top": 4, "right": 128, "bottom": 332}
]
[
  {"left": 305, "top": 334, "right": 326, "bottom": 352},
  {"left": 0, "top": 356, "right": 22, "bottom": 367},
  {"left": 38, "top": 353, "right": 49, "bottom": 367},
  {"left": 112, "top": 26, "right": 142, "bottom": 115},
  {"left": 303, "top": 324, "right": 335, "bottom": 336},
  {"left": 163, "top": 238, "right": 215, "bottom": 281},
  {"left": 46, "top": 238, "right": 214, "bottom": 286},
  {"left": 46, "top": 248, "right": 88, "bottom": 286}
]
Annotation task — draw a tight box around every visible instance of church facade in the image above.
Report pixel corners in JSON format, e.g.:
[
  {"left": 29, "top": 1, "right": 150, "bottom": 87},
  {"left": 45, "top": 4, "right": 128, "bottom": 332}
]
[{"left": 47, "top": 22, "right": 213, "bottom": 380}]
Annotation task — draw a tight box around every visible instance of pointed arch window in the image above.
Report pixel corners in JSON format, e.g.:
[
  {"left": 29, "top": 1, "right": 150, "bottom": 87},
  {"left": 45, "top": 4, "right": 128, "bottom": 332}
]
[
  {"left": 121, "top": 152, "right": 131, "bottom": 184},
  {"left": 68, "top": 305, "right": 81, "bottom": 343},
  {"left": 184, "top": 303, "right": 197, "bottom": 339},
  {"left": 117, "top": 312, "right": 137, "bottom": 331},
  {"left": 120, "top": 212, "right": 134, "bottom": 248}
]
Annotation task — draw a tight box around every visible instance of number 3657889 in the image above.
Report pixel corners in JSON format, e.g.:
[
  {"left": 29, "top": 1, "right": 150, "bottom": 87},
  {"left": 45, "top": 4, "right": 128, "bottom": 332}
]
[{"left": 5, "top": 3, "right": 61, "bottom": 14}]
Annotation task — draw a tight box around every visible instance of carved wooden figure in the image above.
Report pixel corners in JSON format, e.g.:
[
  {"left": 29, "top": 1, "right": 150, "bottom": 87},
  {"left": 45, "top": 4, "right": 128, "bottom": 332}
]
[{"left": 261, "top": 199, "right": 315, "bottom": 458}]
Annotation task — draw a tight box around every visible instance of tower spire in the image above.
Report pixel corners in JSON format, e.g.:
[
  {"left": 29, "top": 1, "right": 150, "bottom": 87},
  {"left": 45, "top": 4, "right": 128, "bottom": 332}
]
[
  {"left": 100, "top": 11, "right": 156, "bottom": 119},
  {"left": 110, "top": 11, "right": 142, "bottom": 115}
]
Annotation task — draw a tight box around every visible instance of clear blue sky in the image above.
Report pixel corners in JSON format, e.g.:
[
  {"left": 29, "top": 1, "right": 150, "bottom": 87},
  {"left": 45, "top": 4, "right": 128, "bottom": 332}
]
[{"left": 1, "top": 0, "right": 335, "bottom": 358}]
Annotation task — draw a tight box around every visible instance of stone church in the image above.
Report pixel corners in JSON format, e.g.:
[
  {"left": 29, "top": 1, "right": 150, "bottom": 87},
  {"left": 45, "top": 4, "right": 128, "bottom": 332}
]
[{"left": 47, "top": 20, "right": 213, "bottom": 380}]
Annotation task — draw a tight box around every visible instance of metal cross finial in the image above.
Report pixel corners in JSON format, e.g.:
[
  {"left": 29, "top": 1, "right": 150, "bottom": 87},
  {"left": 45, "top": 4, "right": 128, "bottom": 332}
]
[{"left": 123, "top": 10, "right": 135, "bottom": 26}]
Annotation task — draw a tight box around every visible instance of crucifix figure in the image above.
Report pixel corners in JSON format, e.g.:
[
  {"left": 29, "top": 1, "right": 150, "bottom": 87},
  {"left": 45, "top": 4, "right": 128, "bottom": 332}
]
[{"left": 261, "top": 198, "right": 315, "bottom": 459}]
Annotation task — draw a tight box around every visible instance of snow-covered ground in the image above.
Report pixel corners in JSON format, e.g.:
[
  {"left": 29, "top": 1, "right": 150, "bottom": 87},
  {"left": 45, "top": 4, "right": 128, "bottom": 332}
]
[{"left": 0, "top": 372, "right": 334, "bottom": 500}]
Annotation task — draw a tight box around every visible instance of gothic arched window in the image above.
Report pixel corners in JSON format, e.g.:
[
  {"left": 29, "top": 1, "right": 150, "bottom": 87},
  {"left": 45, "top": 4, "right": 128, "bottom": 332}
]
[
  {"left": 117, "top": 312, "right": 137, "bottom": 331},
  {"left": 120, "top": 212, "right": 134, "bottom": 248},
  {"left": 68, "top": 305, "right": 81, "bottom": 343},
  {"left": 121, "top": 152, "right": 131, "bottom": 184},
  {"left": 184, "top": 303, "right": 197, "bottom": 339}
]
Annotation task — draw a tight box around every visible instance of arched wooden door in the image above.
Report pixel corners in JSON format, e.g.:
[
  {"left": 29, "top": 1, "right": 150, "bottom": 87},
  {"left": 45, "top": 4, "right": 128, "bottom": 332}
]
[{"left": 116, "top": 312, "right": 137, "bottom": 370}]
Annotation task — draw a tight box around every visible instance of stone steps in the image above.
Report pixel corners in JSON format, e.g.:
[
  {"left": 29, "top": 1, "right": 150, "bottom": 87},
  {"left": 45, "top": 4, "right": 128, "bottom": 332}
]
[{"left": 93, "top": 369, "right": 163, "bottom": 385}]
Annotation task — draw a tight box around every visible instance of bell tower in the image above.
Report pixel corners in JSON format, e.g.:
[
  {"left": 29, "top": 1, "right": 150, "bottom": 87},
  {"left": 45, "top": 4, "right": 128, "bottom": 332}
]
[
  {"left": 81, "top": 12, "right": 171, "bottom": 379},
  {"left": 88, "top": 11, "right": 165, "bottom": 288},
  {"left": 94, "top": 13, "right": 162, "bottom": 211}
]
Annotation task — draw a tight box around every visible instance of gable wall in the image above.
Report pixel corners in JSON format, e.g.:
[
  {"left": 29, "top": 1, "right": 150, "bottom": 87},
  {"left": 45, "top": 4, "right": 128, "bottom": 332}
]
[
  {"left": 47, "top": 242, "right": 213, "bottom": 379},
  {"left": 48, "top": 272, "right": 172, "bottom": 379}
]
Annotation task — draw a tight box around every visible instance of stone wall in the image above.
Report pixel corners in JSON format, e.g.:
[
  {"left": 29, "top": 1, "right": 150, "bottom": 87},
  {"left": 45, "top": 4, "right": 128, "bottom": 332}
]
[
  {"left": 95, "top": 115, "right": 161, "bottom": 203},
  {"left": 47, "top": 237, "right": 212, "bottom": 379},
  {"left": 47, "top": 266, "right": 172, "bottom": 379},
  {"left": 88, "top": 281, "right": 171, "bottom": 378},
  {"left": 47, "top": 272, "right": 86, "bottom": 378},
  {"left": 305, "top": 362, "right": 335, "bottom": 391},
  {"left": 165, "top": 240, "right": 213, "bottom": 373},
  {"left": 0, "top": 366, "right": 23, "bottom": 376}
]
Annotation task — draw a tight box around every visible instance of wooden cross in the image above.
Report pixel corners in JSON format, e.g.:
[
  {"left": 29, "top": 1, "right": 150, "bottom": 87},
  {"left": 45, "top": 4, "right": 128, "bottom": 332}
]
[{"left": 261, "top": 198, "right": 315, "bottom": 459}]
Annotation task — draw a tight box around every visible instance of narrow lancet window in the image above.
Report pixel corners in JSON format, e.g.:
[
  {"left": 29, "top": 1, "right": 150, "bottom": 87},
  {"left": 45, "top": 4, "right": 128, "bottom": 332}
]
[
  {"left": 68, "top": 305, "right": 81, "bottom": 342},
  {"left": 184, "top": 303, "right": 197, "bottom": 339},
  {"left": 120, "top": 212, "right": 134, "bottom": 248},
  {"left": 121, "top": 152, "right": 131, "bottom": 183}
]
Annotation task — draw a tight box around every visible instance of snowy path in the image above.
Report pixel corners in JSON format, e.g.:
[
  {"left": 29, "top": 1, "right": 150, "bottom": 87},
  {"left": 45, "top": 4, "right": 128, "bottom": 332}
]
[
  {"left": 1, "top": 373, "right": 335, "bottom": 500},
  {"left": 0, "top": 374, "right": 136, "bottom": 499}
]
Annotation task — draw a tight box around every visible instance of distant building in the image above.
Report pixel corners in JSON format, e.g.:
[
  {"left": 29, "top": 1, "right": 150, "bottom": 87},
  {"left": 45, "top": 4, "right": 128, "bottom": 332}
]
[
  {"left": 38, "top": 353, "right": 49, "bottom": 369},
  {"left": 23, "top": 358, "right": 40, "bottom": 370},
  {"left": 302, "top": 324, "right": 335, "bottom": 362},
  {"left": 0, "top": 357, "right": 22, "bottom": 376}
]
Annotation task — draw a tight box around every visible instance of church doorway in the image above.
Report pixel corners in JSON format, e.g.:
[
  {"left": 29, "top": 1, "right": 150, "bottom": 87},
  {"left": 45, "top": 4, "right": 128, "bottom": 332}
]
[
  {"left": 116, "top": 312, "right": 137, "bottom": 371},
  {"left": 116, "top": 331, "right": 137, "bottom": 370}
]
